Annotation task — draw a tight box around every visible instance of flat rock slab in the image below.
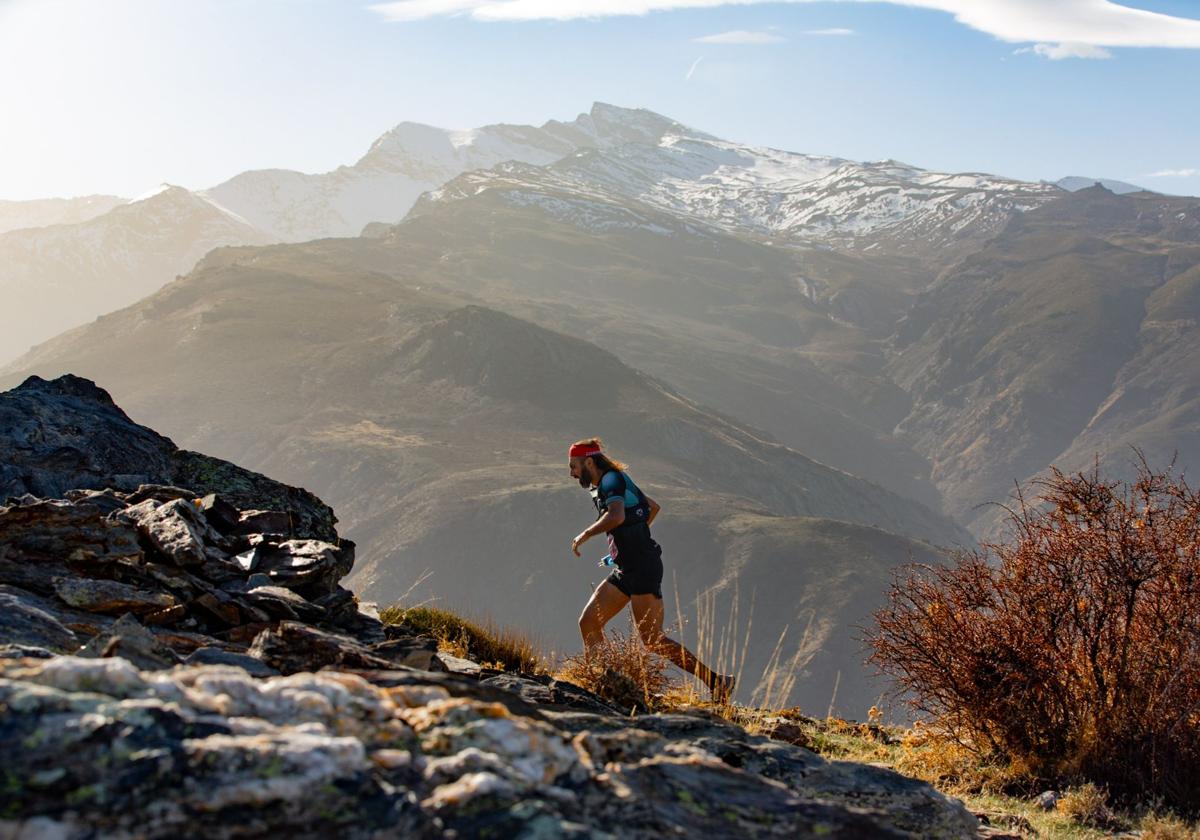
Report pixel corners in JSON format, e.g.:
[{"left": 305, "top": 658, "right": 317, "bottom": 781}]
[
  {"left": 0, "top": 590, "right": 79, "bottom": 654},
  {"left": 184, "top": 646, "right": 280, "bottom": 677},
  {"left": 53, "top": 577, "right": 176, "bottom": 615},
  {"left": 481, "top": 673, "right": 622, "bottom": 716},
  {"left": 372, "top": 637, "right": 445, "bottom": 672},
  {"left": 249, "top": 621, "right": 401, "bottom": 674},
  {"left": 79, "top": 614, "right": 181, "bottom": 670},
  {"left": 435, "top": 652, "right": 482, "bottom": 676}
]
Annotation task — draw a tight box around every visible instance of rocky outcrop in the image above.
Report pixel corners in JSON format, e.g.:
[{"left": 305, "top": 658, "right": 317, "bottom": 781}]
[
  {"left": 0, "top": 376, "right": 979, "bottom": 837},
  {"left": 0, "top": 495, "right": 980, "bottom": 840},
  {"left": 0, "top": 374, "right": 337, "bottom": 541},
  {"left": 0, "top": 654, "right": 979, "bottom": 839}
]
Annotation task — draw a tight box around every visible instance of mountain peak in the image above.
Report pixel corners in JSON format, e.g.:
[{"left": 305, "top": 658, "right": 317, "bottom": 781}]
[
  {"left": 1056, "top": 176, "right": 1148, "bottom": 195},
  {"left": 580, "top": 102, "right": 706, "bottom": 146}
]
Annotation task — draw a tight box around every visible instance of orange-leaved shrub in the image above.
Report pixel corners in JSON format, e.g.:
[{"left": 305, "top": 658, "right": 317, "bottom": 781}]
[{"left": 867, "top": 460, "right": 1200, "bottom": 811}]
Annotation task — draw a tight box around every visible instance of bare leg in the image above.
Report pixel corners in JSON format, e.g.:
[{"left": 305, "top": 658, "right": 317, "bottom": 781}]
[
  {"left": 630, "top": 594, "right": 734, "bottom": 702},
  {"left": 578, "top": 580, "right": 629, "bottom": 656}
]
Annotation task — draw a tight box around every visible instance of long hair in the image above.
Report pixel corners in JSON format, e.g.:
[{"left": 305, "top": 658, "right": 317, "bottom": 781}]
[{"left": 572, "top": 437, "right": 628, "bottom": 472}]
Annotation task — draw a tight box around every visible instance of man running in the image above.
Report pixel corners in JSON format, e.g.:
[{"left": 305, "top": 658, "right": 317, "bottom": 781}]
[{"left": 568, "top": 437, "right": 735, "bottom": 703}]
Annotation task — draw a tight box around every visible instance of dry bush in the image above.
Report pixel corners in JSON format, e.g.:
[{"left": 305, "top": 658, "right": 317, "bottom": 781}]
[
  {"left": 1059, "top": 783, "right": 1122, "bottom": 830},
  {"left": 868, "top": 460, "right": 1200, "bottom": 812},
  {"left": 1141, "top": 813, "right": 1200, "bottom": 840},
  {"left": 380, "top": 604, "right": 545, "bottom": 674},
  {"left": 556, "top": 628, "right": 679, "bottom": 713}
]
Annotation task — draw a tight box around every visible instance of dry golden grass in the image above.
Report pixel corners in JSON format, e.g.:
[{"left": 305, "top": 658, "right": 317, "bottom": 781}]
[
  {"left": 379, "top": 604, "right": 546, "bottom": 674},
  {"left": 382, "top": 597, "right": 1200, "bottom": 839},
  {"left": 1058, "top": 784, "right": 1124, "bottom": 832},
  {"left": 554, "top": 625, "right": 681, "bottom": 713},
  {"left": 1141, "top": 813, "right": 1200, "bottom": 840}
]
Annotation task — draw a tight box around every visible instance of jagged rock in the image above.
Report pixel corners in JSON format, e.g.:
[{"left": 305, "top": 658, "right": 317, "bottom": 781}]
[
  {"left": 0, "top": 657, "right": 442, "bottom": 839},
  {"left": 234, "top": 509, "right": 292, "bottom": 536},
  {"left": 249, "top": 622, "right": 401, "bottom": 674},
  {"left": 0, "top": 653, "right": 978, "bottom": 839},
  {"left": 372, "top": 637, "right": 445, "bottom": 672},
  {"left": 52, "top": 577, "right": 176, "bottom": 615},
  {"left": 312, "top": 587, "right": 360, "bottom": 623},
  {"left": 436, "top": 652, "right": 483, "bottom": 676},
  {"left": 0, "top": 644, "right": 55, "bottom": 659},
  {"left": 0, "top": 374, "right": 339, "bottom": 541},
  {"left": 0, "top": 496, "right": 141, "bottom": 568},
  {"left": 124, "top": 483, "right": 199, "bottom": 505},
  {"left": 252, "top": 538, "right": 355, "bottom": 597},
  {"left": 240, "top": 584, "right": 326, "bottom": 621},
  {"left": 481, "top": 673, "right": 622, "bottom": 716},
  {"left": 62, "top": 487, "right": 130, "bottom": 515},
  {"left": 184, "top": 646, "right": 280, "bottom": 677},
  {"left": 118, "top": 497, "right": 221, "bottom": 567},
  {"left": 0, "top": 590, "right": 79, "bottom": 653},
  {"left": 197, "top": 492, "right": 242, "bottom": 534},
  {"left": 0, "top": 583, "right": 116, "bottom": 639},
  {"left": 78, "top": 614, "right": 181, "bottom": 670}
]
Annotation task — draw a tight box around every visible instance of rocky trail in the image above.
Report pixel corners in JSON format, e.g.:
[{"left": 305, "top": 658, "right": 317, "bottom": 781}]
[{"left": 0, "top": 375, "right": 979, "bottom": 838}]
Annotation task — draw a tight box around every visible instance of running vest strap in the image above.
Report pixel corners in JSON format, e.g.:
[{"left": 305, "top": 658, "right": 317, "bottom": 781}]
[{"left": 591, "top": 470, "right": 656, "bottom": 563}]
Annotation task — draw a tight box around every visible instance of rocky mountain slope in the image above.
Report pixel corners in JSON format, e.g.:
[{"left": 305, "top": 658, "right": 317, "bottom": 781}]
[
  {"left": 0, "top": 185, "right": 271, "bottom": 364},
  {"left": 428, "top": 134, "right": 1060, "bottom": 260},
  {"left": 889, "top": 185, "right": 1200, "bottom": 535},
  {"left": 0, "top": 373, "right": 978, "bottom": 838},
  {"left": 201, "top": 103, "right": 698, "bottom": 242},
  {"left": 0, "top": 257, "right": 968, "bottom": 716}
]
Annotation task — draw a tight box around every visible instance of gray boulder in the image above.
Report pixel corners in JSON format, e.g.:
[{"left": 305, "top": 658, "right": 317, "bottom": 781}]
[{"left": 0, "top": 374, "right": 339, "bottom": 541}]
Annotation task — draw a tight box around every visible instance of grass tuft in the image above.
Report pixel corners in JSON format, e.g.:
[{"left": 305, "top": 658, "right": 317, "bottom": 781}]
[
  {"left": 555, "top": 627, "right": 680, "bottom": 713},
  {"left": 379, "top": 604, "right": 546, "bottom": 674}
]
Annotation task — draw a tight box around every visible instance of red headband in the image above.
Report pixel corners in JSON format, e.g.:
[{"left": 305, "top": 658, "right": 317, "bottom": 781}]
[{"left": 569, "top": 442, "right": 602, "bottom": 459}]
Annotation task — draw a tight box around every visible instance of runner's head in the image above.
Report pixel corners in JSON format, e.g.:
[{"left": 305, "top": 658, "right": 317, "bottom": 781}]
[{"left": 568, "top": 437, "right": 628, "bottom": 488}]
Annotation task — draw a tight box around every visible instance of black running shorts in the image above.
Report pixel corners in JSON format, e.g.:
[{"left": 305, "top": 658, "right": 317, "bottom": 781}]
[{"left": 607, "top": 549, "right": 663, "bottom": 599}]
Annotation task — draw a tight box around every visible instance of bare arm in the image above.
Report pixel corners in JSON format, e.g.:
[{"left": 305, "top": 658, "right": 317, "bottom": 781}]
[{"left": 572, "top": 500, "right": 625, "bottom": 556}]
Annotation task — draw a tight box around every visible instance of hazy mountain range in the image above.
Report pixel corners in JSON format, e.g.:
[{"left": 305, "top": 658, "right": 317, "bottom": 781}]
[
  {"left": 4, "top": 103, "right": 1080, "bottom": 364},
  {"left": 3, "top": 102, "right": 1197, "bottom": 713}
]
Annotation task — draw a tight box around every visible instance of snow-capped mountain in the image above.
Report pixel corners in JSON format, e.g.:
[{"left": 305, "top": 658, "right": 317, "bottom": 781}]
[
  {"left": 200, "top": 104, "right": 684, "bottom": 242},
  {"left": 414, "top": 105, "right": 1062, "bottom": 257},
  {"left": 0, "top": 185, "right": 270, "bottom": 364}
]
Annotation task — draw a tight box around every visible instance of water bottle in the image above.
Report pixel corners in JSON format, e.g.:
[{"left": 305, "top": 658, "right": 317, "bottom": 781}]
[{"left": 597, "top": 553, "right": 615, "bottom": 568}]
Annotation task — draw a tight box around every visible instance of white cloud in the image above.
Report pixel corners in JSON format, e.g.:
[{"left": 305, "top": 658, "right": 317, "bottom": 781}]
[
  {"left": 693, "top": 29, "right": 785, "bottom": 43},
  {"left": 1015, "top": 42, "right": 1112, "bottom": 59},
  {"left": 1147, "top": 168, "right": 1198, "bottom": 178},
  {"left": 369, "top": 1, "right": 1200, "bottom": 52},
  {"left": 685, "top": 56, "right": 704, "bottom": 79},
  {"left": 803, "top": 28, "right": 855, "bottom": 35}
]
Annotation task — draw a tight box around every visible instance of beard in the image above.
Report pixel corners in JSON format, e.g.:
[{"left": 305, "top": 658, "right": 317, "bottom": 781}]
[{"left": 577, "top": 463, "right": 595, "bottom": 489}]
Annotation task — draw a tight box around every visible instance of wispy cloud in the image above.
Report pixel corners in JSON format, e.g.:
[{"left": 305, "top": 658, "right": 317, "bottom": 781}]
[
  {"left": 369, "top": 1, "right": 1200, "bottom": 56},
  {"left": 693, "top": 29, "right": 785, "bottom": 44},
  {"left": 1147, "top": 168, "right": 1198, "bottom": 178},
  {"left": 685, "top": 56, "right": 703, "bottom": 79},
  {"left": 803, "top": 28, "right": 855, "bottom": 36},
  {"left": 1015, "top": 42, "right": 1111, "bottom": 60}
]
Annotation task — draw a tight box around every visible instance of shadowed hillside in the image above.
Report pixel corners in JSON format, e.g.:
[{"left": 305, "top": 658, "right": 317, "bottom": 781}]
[
  {"left": 0, "top": 252, "right": 968, "bottom": 714},
  {"left": 889, "top": 186, "right": 1200, "bottom": 535}
]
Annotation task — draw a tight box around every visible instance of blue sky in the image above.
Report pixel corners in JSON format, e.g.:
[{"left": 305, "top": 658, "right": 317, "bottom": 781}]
[{"left": 0, "top": 0, "right": 1197, "bottom": 200}]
